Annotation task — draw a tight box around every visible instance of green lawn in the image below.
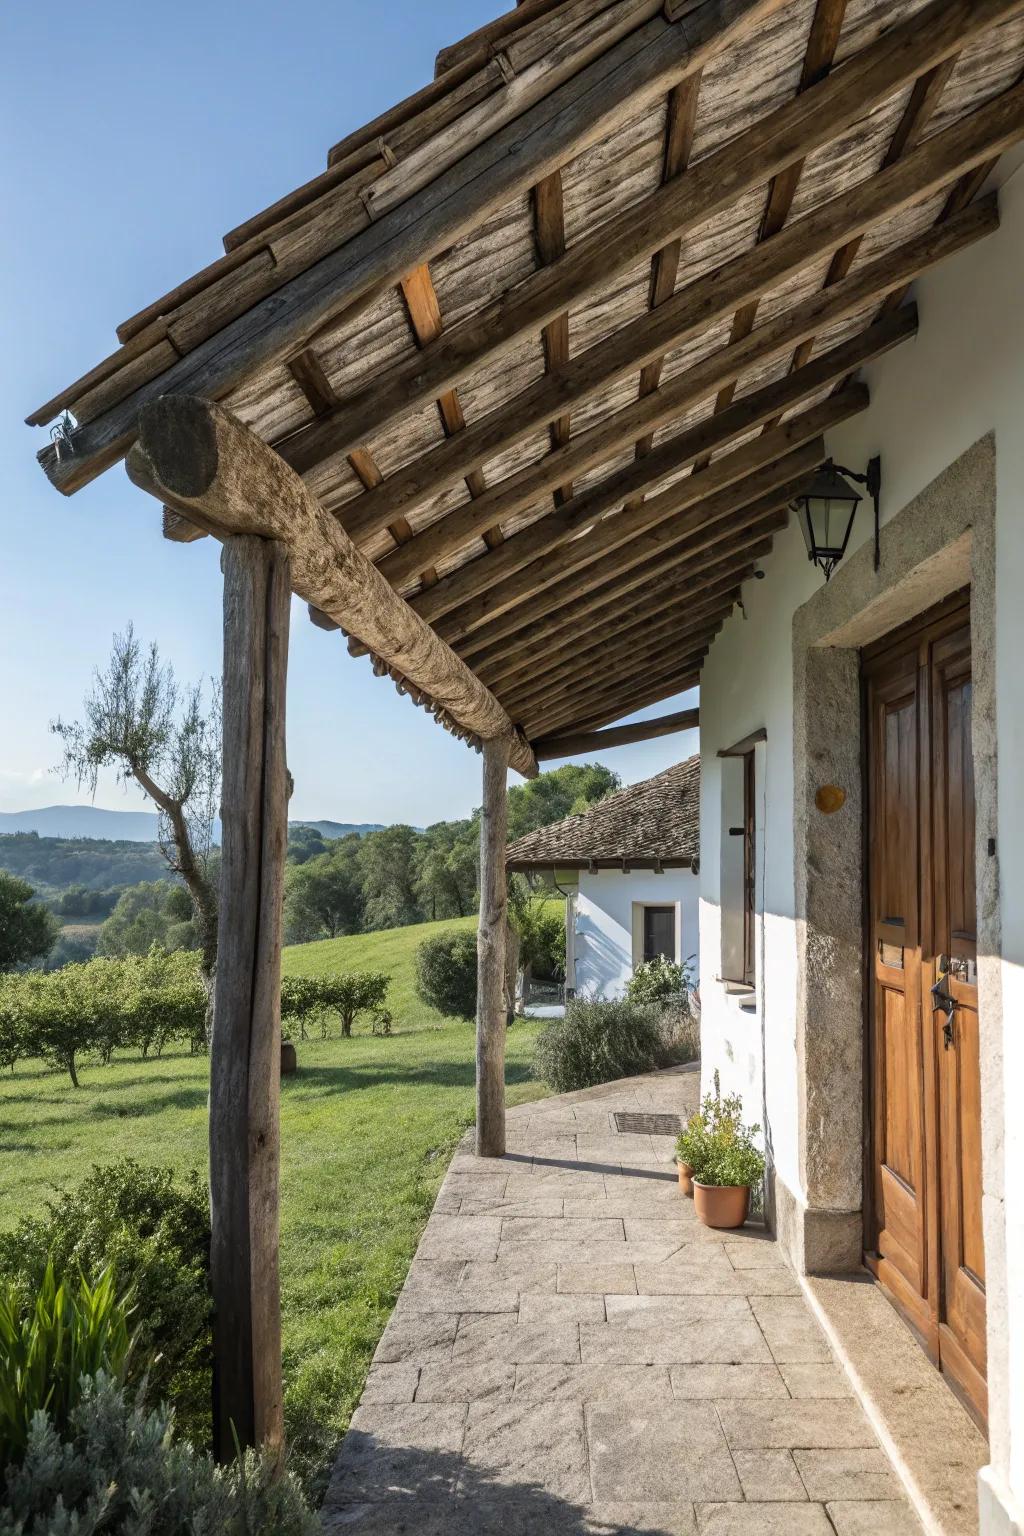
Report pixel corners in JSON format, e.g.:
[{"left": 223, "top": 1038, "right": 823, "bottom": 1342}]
[{"left": 0, "top": 915, "right": 549, "bottom": 1494}]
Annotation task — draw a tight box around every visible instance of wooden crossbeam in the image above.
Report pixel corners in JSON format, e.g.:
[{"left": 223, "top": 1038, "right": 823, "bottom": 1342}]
[
  {"left": 775, "top": 54, "right": 962, "bottom": 402},
  {"left": 41, "top": 0, "right": 781, "bottom": 494},
  {"left": 476, "top": 567, "right": 746, "bottom": 688},
  {"left": 528, "top": 651, "right": 707, "bottom": 736},
  {"left": 531, "top": 170, "right": 573, "bottom": 508},
  {"left": 124, "top": 397, "right": 536, "bottom": 777},
  {"left": 347, "top": 101, "right": 1007, "bottom": 553},
  {"left": 532, "top": 706, "right": 700, "bottom": 760},
  {"left": 375, "top": 216, "right": 961, "bottom": 587},
  {"left": 437, "top": 389, "right": 862, "bottom": 649},
  {"left": 522, "top": 642, "right": 713, "bottom": 737},
  {"left": 690, "top": 0, "right": 848, "bottom": 472},
  {"left": 484, "top": 584, "right": 738, "bottom": 697},
  {"left": 565, "top": 670, "right": 704, "bottom": 734},
  {"left": 269, "top": 0, "right": 1023, "bottom": 496},
  {"left": 412, "top": 315, "right": 901, "bottom": 629},
  {"left": 456, "top": 462, "right": 812, "bottom": 667},
  {"left": 507, "top": 618, "right": 722, "bottom": 722}
]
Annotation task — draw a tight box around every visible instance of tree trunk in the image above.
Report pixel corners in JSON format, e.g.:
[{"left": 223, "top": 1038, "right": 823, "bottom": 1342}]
[
  {"left": 476, "top": 736, "right": 510, "bottom": 1157},
  {"left": 209, "top": 534, "right": 290, "bottom": 1462},
  {"left": 67, "top": 1053, "right": 79, "bottom": 1088}
]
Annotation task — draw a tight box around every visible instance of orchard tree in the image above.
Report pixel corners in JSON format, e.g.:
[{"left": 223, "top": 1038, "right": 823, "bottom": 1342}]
[
  {"left": 52, "top": 628, "right": 220, "bottom": 994},
  {"left": 0, "top": 872, "right": 59, "bottom": 972}
]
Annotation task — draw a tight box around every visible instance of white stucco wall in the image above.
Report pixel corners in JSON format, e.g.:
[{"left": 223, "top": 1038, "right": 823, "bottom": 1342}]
[
  {"left": 696, "top": 156, "right": 1024, "bottom": 1530},
  {"left": 572, "top": 868, "right": 699, "bottom": 1000}
]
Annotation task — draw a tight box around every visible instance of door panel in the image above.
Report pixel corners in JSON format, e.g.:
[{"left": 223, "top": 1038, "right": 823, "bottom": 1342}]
[
  {"left": 930, "top": 633, "right": 987, "bottom": 1421},
  {"left": 866, "top": 653, "right": 930, "bottom": 1335},
  {"left": 864, "top": 596, "right": 987, "bottom": 1427}
]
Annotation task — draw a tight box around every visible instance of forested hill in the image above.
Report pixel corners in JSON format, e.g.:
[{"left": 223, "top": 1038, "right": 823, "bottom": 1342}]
[
  {"left": 0, "top": 832, "right": 171, "bottom": 898},
  {"left": 0, "top": 805, "right": 386, "bottom": 843}
]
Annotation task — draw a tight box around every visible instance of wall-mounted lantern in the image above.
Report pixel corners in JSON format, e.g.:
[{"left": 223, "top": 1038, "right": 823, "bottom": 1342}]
[{"left": 791, "top": 457, "right": 881, "bottom": 581}]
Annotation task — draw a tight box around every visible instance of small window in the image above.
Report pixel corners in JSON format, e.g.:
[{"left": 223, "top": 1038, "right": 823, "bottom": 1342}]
[{"left": 643, "top": 905, "right": 676, "bottom": 963}]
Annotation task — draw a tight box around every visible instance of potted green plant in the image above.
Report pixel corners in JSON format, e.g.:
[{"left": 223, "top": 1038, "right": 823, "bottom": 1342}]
[{"left": 675, "top": 1092, "right": 765, "bottom": 1228}]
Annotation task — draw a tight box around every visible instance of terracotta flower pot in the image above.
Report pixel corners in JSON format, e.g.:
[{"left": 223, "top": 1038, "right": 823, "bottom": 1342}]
[
  {"left": 693, "top": 1181, "right": 750, "bottom": 1229},
  {"left": 677, "top": 1161, "right": 694, "bottom": 1197},
  {"left": 280, "top": 1039, "right": 297, "bottom": 1076}
]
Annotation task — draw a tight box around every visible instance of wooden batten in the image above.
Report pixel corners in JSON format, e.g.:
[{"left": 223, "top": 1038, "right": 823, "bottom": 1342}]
[
  {"left": 125, "top": 397, "right": 537, "bottom": 778},
  {"left": 277, "top": 0, "right": 1024, "bottom": 491},
  {"left": 37, "top": 0, "right": 779, "bottom": 493},
  {"left": 532, "top": 707, "right": 700, "bottom": 760}
]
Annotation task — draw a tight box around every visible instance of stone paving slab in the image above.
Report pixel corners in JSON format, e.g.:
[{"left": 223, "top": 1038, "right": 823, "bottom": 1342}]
[{"left": 322, "top": 1067, "right": 922, "bottom": 1535}]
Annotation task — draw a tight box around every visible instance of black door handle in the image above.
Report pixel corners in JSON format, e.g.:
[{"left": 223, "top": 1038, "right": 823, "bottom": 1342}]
[{"left": 931, "top": 972, "right": 956, "bottom": 1049}]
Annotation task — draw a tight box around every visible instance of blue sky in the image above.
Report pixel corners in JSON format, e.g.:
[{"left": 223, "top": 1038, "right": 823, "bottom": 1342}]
[{"left": 0, "top": 1, "right": 698, "bottom": 826}]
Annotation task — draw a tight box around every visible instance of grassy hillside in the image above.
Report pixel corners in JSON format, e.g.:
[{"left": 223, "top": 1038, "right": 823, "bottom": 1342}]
[{"left": 0, "top": 915, "right": 548, "bottom": 1494}]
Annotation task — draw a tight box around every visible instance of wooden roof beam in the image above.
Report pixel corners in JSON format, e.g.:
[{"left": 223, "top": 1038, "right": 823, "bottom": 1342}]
[
  {"left": 506, "top": 618, "right": 723, "bottom": 721},
  {"left": 527, "top": 653, "right": 707, "bottom": 737},
  {"left": 521, "top": 645, "right": 713, "bottom": 739},
  {"left": 413, "top": 313, "right": 902, "bottom": 629},
  {"left": 456, "top": 466, "right": 811, "bottom": 667},
  {"left": 483, "top": 583, "right": 738, "bottom": 696},
  {"left": 124, "top": 397, "right": 536, "bottom": 778},
  {"left": 532, "top": 706, "right": 700, "bottom": 761},
  {"left": 39, "top": 0, "right": 781, "bottom": 493},
  {"left": 558, "top": 665, "right": 707, "bottom": 734},
  {"left": 350, "top": 146, "right": 1001, "bottom": 557},
  {"left": 272, "top": 0, "right": 1024, "bottom": 497},
  {"left": 436, "top": 388, "right": 863, "bottom": 649}
]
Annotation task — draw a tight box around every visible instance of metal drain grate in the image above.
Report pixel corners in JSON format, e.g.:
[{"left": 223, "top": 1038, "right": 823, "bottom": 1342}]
[{"left": 613, "top": 1111, "right": 682, "bottom": 1136}]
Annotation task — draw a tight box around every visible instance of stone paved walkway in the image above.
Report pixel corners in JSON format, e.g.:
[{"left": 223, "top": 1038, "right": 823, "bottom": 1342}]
[{"left": 321, "top": 1066, "right": 921, "bottom": 1535}]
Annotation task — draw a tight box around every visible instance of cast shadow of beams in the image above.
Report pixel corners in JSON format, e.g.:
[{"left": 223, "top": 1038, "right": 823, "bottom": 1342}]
[{"left": 321, "top": 1433, "right": 693, "bottom": 1535}]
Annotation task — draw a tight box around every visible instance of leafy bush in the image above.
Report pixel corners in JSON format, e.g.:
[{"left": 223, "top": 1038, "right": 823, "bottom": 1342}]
[
  {"left": 676, "top": 1092, "right": 765, "bottom": 1189},
  {"left": 280, "top": 974, "right": 329, "bottom": 1041},
  {"left": 509, "top": 889, "right": 565, "bottom": 982},
  {"left": 319, "top": 970, "right": 390, "bottom": 1038},
  {"left": 0, "top": 1161, "right": 212, "bottom": 1447},
  {"left": 415, "top": 931, "right": 478, "bottom": 1020},
  {"left": 533, "top": 997, "right": 665, "bottom": 1093},
  {"left": 0, "top": 1372, "right": 318, "bottom": 1535},
  {"left": 625, "top": 955, "right": 689, "bottom": 1007},
  {"left": 0, "top": 1263, "right": 134, "bottom": 1467}
]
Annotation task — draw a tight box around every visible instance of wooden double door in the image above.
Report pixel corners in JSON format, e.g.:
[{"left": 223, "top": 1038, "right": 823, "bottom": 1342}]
[{"left": 863, "top": 593, "right": 987, "bottom": 1426}]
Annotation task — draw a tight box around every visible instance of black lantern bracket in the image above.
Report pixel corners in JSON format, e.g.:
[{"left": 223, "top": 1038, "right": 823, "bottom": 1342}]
[{"left": 829, "top": 455, "right": 882, "bottom": 572}]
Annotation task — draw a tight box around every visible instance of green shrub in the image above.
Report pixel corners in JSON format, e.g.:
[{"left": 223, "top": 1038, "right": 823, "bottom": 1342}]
[
  {"left": 0, "top": 1372, "right": 319, "bottom": 1535},
  {"left": 533, "top": 997, "right": 664, "bottom": 1093},
  {"left": 280, "top": 974, "right": 329, "bottom": 1041},
  {"left": 625, "top": 955, "right": 689, "bottom": 1007},
  {"left": 0, "top": 1264, "right": 134, "bottom": 1467},
  {"left": 676, "top": 1092, "right": 765, "bottom": 1189},
  {"left": 414, "top": 931, "right": 478, "bottom": 1020},
  {"left": 0, "top": 1160, "right": 212, "bottom": 1448},
  {"left": 319, "top": 970, "right": 390, "bottom": 1038},
  {"left": 510, "top": 892, "right": 566, "bottom": 982}
]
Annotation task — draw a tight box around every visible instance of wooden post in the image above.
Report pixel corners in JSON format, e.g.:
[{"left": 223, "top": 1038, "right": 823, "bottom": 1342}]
[
  {"left": 476, "top": 734, "right": 510, "bottom": 1157},
  {"left": 210, "top": 533, "right": 291, "bottom": 1460}
]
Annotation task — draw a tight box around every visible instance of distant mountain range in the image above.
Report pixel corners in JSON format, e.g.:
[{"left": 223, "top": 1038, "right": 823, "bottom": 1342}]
[{"left": 0, "top": 805, "right": 385, "bottom": 843}]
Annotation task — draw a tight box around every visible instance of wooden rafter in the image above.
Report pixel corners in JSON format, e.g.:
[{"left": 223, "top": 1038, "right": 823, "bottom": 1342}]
[
  {"left": 410, "top": 313, "right": 904, "bottom": 629},
  {"left": 533, "top": 706, "right": 700, "bottom": 760},
  {"left": 269, "top": 0, "right": 1019, "bottom": 496}
]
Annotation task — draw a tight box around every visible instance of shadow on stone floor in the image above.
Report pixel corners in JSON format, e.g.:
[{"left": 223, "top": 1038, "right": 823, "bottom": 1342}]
[{"left": 321, "top": 1434, "right": 696, "bottom": 1535}]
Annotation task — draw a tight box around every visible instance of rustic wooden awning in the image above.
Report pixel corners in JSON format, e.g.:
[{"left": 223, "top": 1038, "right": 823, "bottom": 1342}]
[{"left": 29, "top": 0, "right": 1024, "bottom": 765}]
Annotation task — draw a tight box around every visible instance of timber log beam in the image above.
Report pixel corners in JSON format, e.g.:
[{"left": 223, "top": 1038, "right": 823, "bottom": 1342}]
[{"left": 126, "top": 396, "right": 536, "bottom": 778}]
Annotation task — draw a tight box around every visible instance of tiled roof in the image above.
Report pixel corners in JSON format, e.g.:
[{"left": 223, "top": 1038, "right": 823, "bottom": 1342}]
[{"left": 506, "top": 755, "right": 699, "bottom": 870}]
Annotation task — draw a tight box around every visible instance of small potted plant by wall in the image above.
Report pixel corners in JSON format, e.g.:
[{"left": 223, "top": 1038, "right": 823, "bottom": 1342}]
[{"left": 675, "top": 1092, "right": 765, "bottom": 1229}]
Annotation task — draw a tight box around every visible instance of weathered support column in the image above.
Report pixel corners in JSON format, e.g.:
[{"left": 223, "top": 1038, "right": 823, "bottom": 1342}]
[
  {"left": 210, "top": 533, "right": 291, "bottom": 1460},
  {"left": 476, "top": 734, "right": 510, "bottom": 1157}
]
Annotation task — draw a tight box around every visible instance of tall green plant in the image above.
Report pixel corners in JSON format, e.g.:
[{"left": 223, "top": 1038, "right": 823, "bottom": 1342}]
[{"left": 0, "top": 1262, "right": 134, "bottom": 1466}]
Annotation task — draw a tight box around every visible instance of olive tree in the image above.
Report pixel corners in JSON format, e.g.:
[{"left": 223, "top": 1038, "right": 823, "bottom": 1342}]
[
  {"left": 0, "top": 872, "right": 59, "bottom": 972},
  {"left": 52, "top": 628, "right": 220, "bottom": 1005}
]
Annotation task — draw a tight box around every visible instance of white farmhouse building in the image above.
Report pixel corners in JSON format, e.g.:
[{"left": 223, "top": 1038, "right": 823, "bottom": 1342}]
[
  {"left": 507, "top": 757, "right": 700, "bottom": 1001},
  {"left": 693, "top": 151, "right": 1024, "bottom": 1536}
]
